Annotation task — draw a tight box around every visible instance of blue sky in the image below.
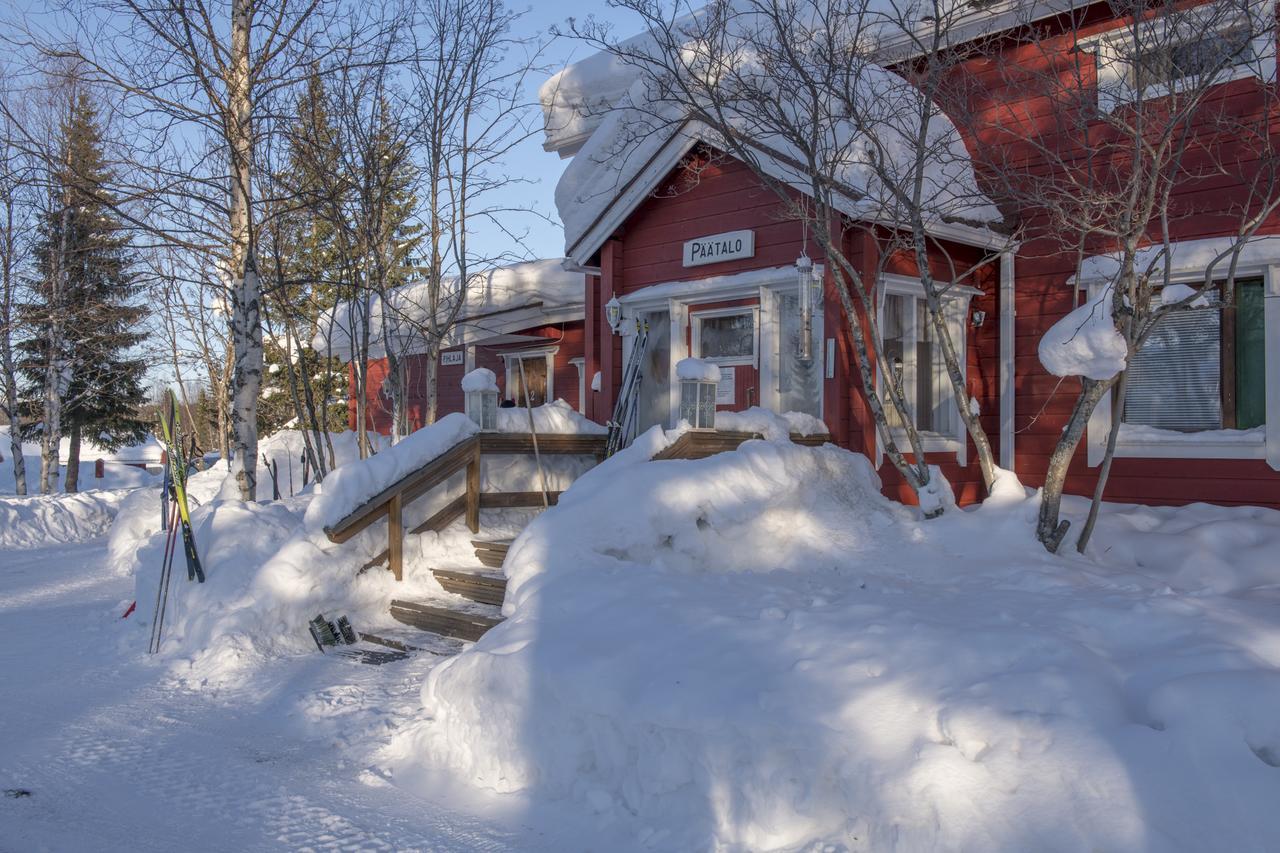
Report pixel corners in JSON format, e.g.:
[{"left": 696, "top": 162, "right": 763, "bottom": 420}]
[{"left": 485, "top": 1, "right": 637, "bottom": 264}]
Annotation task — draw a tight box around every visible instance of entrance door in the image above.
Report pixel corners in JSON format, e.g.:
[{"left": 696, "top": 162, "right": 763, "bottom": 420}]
[
  {"left": 689, "top": 303, "right": 760, "bottom": 411},
  {"left": 507, "top": 353, "right": 548, "bottom": 407},
  {"left": 636, "top": 309, "right": 671, "bottom": 432}
]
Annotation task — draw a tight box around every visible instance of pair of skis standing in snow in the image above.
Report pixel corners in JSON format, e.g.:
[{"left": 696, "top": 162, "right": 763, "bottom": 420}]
[{"left": 147, "top": 391, "right": 205, "bottom": 655}]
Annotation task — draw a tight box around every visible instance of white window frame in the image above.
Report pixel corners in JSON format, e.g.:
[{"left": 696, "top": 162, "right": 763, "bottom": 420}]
[
  {"left": 1086, "top": 268, "right": 1277, "bottom": 468},
  {"left": 875, "top": 274, "right": 979, "bottom": 465},
  {"left": 568, "top": 356, "right": 586, "bottom": 414},
  {"left": 617, "top": 264, "right": 825, "bottom": 428},
  {"left": 690, "top": 305, "right": 760, "bottom": 368},
  {"left": 501, "top": 346, "right": 557, "bottom": 403},
  {"left": 1085, "top": 0, "right": 1276, "bottom": 112}
]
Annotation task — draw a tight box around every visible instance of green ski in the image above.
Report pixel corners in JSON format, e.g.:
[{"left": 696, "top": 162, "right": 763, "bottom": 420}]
[{"left": 157, "top": 390, "right": 205, "bottom": 583}]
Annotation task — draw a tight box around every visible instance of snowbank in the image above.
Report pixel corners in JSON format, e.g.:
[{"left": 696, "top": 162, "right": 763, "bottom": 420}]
[
  {"left": 1038, "top": 286, "right": 1128, "bottom": 379},
  {"left": 495, "top": 399, "right": 606, "bottom": 436},
  {"left": 391, "top": 441, "right": 1280, "bottom": 851},
  {"left": 0, "top": 489, "right": 135, "bottom": 550},
  {"left": 713, "top": 407, "right": 828, "bottom": 440}
]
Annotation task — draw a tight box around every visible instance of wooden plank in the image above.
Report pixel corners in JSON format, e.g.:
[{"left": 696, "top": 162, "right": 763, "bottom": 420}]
[
  {"left": 432, "top": 569, "right": 507, "bottom": 607},
  {"left": 479, "top": 491, "right": 562, "bottom": 508},
  {"left": 465, "top": 443, "right": 481, "bottom": 534},
  {"left": 409, "top": 495, "right": 467, "bottom": 535},
  {"left": 652, "top": 430, "right": 831, "bottom": 461},
  {"left": 324, "top": 437, "right": 478, "bottom": 543},
  {"left": 388, "top": 493, "right": 403, "bottom": 582},
  {"left": 478, "top": 433, "right": 608, "bottom": 456},
  {"left": 389, "top": 600, "right": 502, "bottom": 642}
]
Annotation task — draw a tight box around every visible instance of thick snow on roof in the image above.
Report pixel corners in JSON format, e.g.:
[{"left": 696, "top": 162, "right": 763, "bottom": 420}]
[
  {"left": 314, "top": 258, "right": 584, "bottom": 361},
  {"left": 549, "top": 7, "right": 1000, "bottom": 261}
]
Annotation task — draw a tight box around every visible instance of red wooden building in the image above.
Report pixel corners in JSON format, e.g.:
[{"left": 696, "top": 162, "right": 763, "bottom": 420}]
[
  {"left": 324, "top": 259, "right": 587, "bottom": 435},
  {"left": 537, "top": 0, "right": 1280, "bottom": 509}
]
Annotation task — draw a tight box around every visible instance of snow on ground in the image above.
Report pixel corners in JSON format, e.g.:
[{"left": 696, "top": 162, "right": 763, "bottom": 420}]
[
  {"left": 0, "top": 539, "right": 639, "bottom": 851},
  {"left": 1, "top": 425, "right": 164, "bottom": 494},
  {"left": 390, "top": 436, "right": 1280, "bottom": 852}
]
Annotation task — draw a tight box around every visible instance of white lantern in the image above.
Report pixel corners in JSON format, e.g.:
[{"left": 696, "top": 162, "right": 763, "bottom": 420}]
[
  {"left": 676, "top": 357, "right": 719, "bottom": 430},
  {"left": 461, "top": 368, "right": 499, "bottom": 431},
  {"left": 604, "top": 294, "right": 623, "bottom": 335},
  {"left": 796, "top": 255, "right": 815, "bottom": 363}
]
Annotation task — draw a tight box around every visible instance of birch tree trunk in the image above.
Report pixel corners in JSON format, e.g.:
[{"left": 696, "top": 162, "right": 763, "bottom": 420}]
[
  {"left": 226, "top": 0, "right": 261, "bottom": 501},
  {"left": 40, "top": 203, "right": 71, "bottom": 495},
  {"left": 0, "top": 194, "right": 25, "bottom": 495}
]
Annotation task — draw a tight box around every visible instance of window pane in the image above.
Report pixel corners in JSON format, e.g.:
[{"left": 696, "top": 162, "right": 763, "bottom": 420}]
[
  {"left": 1124, "top": 301, "right": 1222, "bottom": 431},
  {"left": 1133, "top": 24, "right": 1252, "bottom": 88},
  {"left": 883, "top": 294, "right": 907, "bottom": 430},
  {"left": 777, "top": 292, "right": 822, "bottom": 418},
  {"left": 1236, "top": 279, "right": 1266, "bottom": 429},
  {"left": 915, "top": 300, "right": 935, "bottom": 432},
  {"left": 699, "top": 312, "right": 754, "bottom": 360}
]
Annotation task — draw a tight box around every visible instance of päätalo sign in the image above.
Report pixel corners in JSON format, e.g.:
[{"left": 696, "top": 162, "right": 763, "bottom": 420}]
[
  {"left": 683, "top": 230, "right": 754, "bottom": 267},
  {"left": 440, "top": 350, "right": 464, "bottom": 366}
]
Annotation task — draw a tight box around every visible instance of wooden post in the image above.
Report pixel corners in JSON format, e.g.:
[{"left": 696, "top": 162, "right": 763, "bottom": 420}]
[
  {"left": 388, "top": 493, "right": 403, "bottom": 582},
  {"left": 465, "top": 442, "right": 481, "bottom": 533}
]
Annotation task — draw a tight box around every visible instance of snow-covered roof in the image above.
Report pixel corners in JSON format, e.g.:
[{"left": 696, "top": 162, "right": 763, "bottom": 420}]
[
  {"left": 313, "top": 258, "right": 585, "bottom": 361},
  {"left": 540, "top": 1, "right": 1081, "bottom": 159},
  {"left": 546, "top": 5, "right": 1004, "bottom": 265}
]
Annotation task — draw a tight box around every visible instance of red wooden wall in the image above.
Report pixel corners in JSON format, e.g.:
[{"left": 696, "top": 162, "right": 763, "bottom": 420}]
[{"left": 350, "top": 320, "right": 586, "bottom": 436}]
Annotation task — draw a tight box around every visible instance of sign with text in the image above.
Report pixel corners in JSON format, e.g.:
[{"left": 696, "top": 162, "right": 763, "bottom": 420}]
[
  {"left": 683, "top": 230, "right": 754, "bottom": 267},
  {"left": 440, "top": 350, "right": 464, "bottom": 366},
  {"left": 716, "top": 366, "right": 736, "bottom": 404}
]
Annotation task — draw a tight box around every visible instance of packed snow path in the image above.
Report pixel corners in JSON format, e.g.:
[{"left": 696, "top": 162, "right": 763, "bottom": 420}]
[{"left": 0, "top": 539, "right": 630, "bottom": 852}]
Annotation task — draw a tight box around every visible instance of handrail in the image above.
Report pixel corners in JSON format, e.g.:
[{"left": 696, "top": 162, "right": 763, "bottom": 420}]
[{"left": 324, "top": 431, "right": 606, "bottom": 581}]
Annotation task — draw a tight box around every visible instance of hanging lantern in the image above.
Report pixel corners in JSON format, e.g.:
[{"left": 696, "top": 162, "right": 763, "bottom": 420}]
[
  {"left": 461, "top": 368, "right": 499, "bottom": 431},
  {"left": 676, "top": 357, "right": 719, "bottom": 430},
  {"left": 796, "top": 255, "right": 815, "bottom": 363},
  {"left": 604, "top": 294, "right": 624, "bottom": 335}
]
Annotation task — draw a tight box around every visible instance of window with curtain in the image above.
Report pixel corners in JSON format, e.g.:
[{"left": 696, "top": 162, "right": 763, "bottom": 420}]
[
  {"left": 1123, "top": 279, "right": 1266, "bottom": 432},
  {"left": 882, "top": 291, "right": 961, "bottom": 436}
]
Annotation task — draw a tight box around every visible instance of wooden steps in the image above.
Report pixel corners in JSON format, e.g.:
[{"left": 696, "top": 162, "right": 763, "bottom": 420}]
[
  {"left": 431, "top": 567, "right": 507, "bottom": 607},
  {"left": 389, "top": 599, "right": 503, "bottom": 642},
  {"left": 471, "top": 538, "right": 512, "bottom": 569}
]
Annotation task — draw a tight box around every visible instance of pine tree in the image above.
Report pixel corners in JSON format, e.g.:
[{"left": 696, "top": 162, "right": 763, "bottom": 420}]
[{"left": 18, "top": 92, "right": 147, "bottom": 492}]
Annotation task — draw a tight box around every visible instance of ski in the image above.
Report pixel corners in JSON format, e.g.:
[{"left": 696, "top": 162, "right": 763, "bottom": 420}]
[{"left": 157, "top": 390, "right": 205, "bottom": 583}]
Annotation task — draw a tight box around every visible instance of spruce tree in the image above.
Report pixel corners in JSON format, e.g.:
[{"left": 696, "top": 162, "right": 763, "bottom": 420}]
[{"left": 18, "top": 93, "right": 147, "bottom": 491}]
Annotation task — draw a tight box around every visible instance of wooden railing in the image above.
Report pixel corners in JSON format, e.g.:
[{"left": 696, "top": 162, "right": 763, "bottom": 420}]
[{"left": 324, "top": 431, "right": 606, "bottom": 580}]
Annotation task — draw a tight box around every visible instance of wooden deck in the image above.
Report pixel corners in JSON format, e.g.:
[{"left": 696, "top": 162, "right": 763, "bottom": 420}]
[{"left": 652, "top": 430, "right": 831, "bottom": 461}]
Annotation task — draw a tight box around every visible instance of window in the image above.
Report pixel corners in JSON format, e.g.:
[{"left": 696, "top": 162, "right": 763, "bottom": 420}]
[
  {"left": 1131, "top": 24, "right": 1253, "bottom": 89},
  {"left": 694, "top": 309, "right": 756, "bottom": 365},
  {"left": 1089, "top": 0, "right": 1273, "bottom": 110},
  {"left": 1123, "top": 279, "right": 1266, "bottom": 433},
  {"left": 878, "top": 286, "right": 967, "bottom": 443}
]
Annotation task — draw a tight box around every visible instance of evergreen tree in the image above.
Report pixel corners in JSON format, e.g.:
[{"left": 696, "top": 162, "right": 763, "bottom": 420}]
[{"left": 18, "top": 92, "right": 147, "bottom": 491}]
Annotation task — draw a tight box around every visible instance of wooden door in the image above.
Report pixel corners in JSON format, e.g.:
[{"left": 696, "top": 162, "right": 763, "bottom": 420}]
[
  {"left": 688, "top": 302, "right": 760, "bottom": 411},
  {"left": 509, "top": 355, "right": 548, "bottom": 407}
]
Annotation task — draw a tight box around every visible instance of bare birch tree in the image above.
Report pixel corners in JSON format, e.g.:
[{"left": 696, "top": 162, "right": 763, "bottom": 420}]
[
  {"left": 979, "top": 0, "right": 1280, "bottom": 550},
  {"left": 39, "top": 0, "right": 335, "bottom": 499}
]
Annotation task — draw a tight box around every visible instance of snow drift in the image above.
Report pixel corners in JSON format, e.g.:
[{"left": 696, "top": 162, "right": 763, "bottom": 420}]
[
  {"left": 0, "top": 489, "right": 136, "bottom": 550},
  {"left": 392, "top": 437, "right": 1280, "bottom": 851}
]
